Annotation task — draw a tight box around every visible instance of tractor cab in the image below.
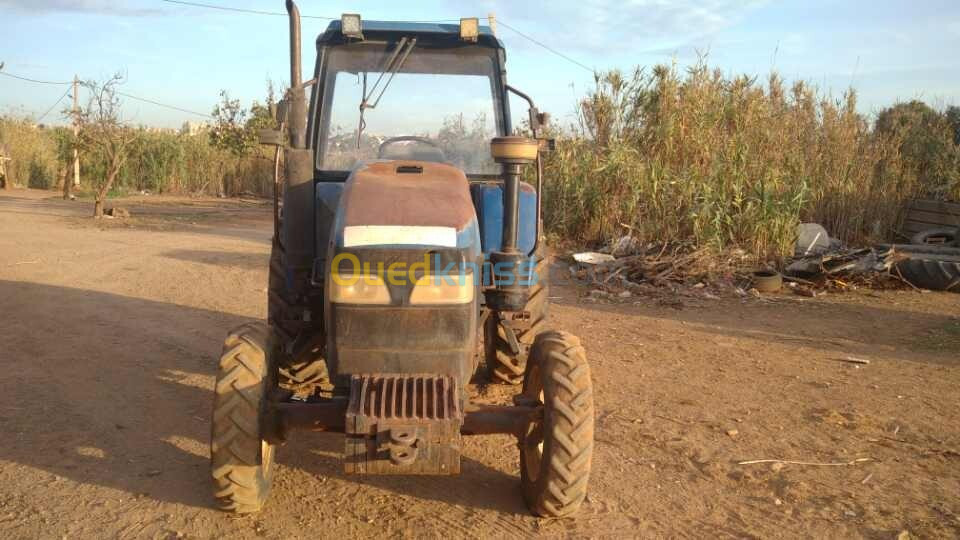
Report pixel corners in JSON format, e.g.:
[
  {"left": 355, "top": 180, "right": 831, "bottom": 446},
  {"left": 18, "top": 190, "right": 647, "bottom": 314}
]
[
  {"left": 210, "top": 3, "right": 594, "bottom": 519},
  {"left": 311, "top": 18, "right": 508, "bottom": 180}
]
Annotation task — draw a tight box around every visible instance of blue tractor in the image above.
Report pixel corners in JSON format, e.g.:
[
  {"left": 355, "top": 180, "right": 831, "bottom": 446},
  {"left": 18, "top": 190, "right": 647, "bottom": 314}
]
[{"left": 210, "top": 2, "right": 594, "bottom": 518}]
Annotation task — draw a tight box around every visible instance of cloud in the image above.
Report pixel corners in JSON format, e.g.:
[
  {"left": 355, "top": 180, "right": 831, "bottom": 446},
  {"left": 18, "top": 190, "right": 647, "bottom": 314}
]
[
  {"left": 0, "top": 0, "right": 161, "bottom": 16},
  {"left": 455, "top": 0, "right": 768, "bottom": 53}
]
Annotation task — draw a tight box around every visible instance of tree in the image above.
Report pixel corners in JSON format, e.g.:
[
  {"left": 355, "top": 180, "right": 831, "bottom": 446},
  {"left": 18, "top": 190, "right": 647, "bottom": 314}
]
[
  {"left": 946, "top": 105, "right": 960, "bottom": 146},
  {"left": 209, "top": 88, "right": 277, "bottom": 196},
  {"left": 876, "top": 100, "right": 960, "bottom": 198},
  {"left": 75, "top": 74, "right": 138, "bottom": 217},
  {"left": 210, "top": 91, "right": 256, "bottom": 156},
  {"left": 52, "top": 128, "right": 76, "bottom": 199}
]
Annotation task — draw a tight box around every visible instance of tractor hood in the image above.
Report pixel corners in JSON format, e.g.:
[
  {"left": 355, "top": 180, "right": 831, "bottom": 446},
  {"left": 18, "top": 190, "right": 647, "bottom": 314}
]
[
  {"left": 333, "top": 160, "right": 481, "bottom": 254},
  {"left": 324, "top": 159, "right": 483, "bottom": 387}
]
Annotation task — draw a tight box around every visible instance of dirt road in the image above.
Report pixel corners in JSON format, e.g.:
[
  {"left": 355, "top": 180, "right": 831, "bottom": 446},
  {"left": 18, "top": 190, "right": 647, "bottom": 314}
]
[{"left": 1, "top": 189, "right": 958, "bottom": 539}]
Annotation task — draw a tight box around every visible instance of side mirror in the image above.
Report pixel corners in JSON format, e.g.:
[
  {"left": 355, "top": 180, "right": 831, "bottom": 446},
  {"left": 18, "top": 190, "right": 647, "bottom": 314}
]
[
  {"left": 258, "top": 129, "right": 284, "bottom": 146},
  {"left": 275, "top": 99, "right": 290, "bottom": 124},
  {"left": 528, "top": 108, "right": 550, "bottom": 133},
  {"left": 260, "top": 98, "right": 290, "bottom": 146}
]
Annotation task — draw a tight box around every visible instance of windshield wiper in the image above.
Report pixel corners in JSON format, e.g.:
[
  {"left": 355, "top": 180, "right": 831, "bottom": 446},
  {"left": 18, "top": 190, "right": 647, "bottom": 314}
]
[{"left": 357, "top": 37, "right": 417, "bottom": 148}]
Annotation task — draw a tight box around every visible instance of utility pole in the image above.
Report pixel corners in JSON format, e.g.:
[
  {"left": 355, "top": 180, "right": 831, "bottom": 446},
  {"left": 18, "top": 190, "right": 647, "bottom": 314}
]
[
  {"left": 488, "top": 13, "right": 497, "bottom": 36},
  {"left": 72, "top": 75, "right": 80, "bottom": 186}
]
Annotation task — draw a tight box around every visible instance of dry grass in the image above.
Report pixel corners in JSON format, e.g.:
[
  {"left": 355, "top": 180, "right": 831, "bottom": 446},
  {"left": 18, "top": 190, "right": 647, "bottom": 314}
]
[
  {"left": 0, "top": 117, "right": 272, "bottom": 197},
  {"left": 541, "top": 62, "right": 926, "bottom": 258}
]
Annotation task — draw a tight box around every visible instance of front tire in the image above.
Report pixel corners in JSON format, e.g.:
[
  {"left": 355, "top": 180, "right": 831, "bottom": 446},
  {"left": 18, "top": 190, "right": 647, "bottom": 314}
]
[
  {"left": 210, "top": 323, "right": 276, "bottom": 514},
  {"left": 519, "top": 331, "right": 594, "bottom": 517}
]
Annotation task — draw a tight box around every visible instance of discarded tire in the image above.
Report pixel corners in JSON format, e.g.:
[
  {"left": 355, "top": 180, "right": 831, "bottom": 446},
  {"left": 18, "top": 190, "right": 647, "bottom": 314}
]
[
  {"left": 751, "top": 270, "right": 782, "bottom": 293},
  {"left": 889, "top": 244, "right": 960, "bottom": 292},
  {"left": 910, "top": 227, "right": 958, "bottom": 247}
]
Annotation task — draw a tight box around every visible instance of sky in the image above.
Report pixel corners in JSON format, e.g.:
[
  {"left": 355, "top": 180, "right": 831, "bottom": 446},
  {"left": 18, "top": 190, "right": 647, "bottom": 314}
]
[{"left": 2, "top": 0, "right": 959, "bottom": 129}]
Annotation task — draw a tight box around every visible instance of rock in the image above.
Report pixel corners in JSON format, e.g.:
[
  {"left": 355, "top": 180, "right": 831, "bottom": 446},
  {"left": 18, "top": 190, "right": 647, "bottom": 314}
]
[
  {"left": 896, "top": 531, "right": 910, "bottom": 540},
  {"left": 795, "top": 223, "right": 831, "bottom": 256},
  {"left": 611, "top": 236, "right": 640, "bottom": 256},
  {"left": 726, "top": 429, "right": 739, "bottom": 438},
  {"left": 770, "top": 462, "right": 785, "bottom": 472},
  {"left": 106, "top": 207, "right": 131, "bottom": 218},
  {"left": 617, "top": 290, "right": 632, "bottom": 298}
]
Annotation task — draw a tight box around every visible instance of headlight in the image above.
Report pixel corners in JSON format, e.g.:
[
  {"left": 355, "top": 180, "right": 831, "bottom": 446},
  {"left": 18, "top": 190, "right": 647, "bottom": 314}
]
[
  {"left": 329, "top": 275, "right": 391, "bottom": 304},
  {"left": 410, "top": 273, "right": 474, "bottom": 305},
  {"left": 329, "top": 272, "right": 475, "bottom": 305}
]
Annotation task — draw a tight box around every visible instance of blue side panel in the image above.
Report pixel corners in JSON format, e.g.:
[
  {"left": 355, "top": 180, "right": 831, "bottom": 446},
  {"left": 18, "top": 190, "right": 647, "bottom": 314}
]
[
  {"left": 470, "top": 181, "right": 537, "bottom": 255},
  {"left": 456, "top": 219, "right": 483, "bottom": 260}
]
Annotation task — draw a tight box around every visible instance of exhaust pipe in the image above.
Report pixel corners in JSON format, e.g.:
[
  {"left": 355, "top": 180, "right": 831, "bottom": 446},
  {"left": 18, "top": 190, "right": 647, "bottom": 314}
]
[
  {"left": 284, "top": 0, "right": 314, "bottom": 294},
  {"left": 286, "top": 0, "right": 306, "bottom": 149},
  {"left": 287, "top": 0, "right": 302, "bottom": 90}
]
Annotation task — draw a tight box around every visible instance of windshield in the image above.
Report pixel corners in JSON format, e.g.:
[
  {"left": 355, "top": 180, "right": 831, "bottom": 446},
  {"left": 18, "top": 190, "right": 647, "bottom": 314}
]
[{"left": 316, "top": 42, "right": 503, "bottom": 175}]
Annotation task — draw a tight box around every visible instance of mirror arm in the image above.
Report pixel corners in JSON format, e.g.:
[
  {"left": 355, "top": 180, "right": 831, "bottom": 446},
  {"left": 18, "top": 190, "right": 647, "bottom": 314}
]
[{"left": 505, "top": 84, "right": 545, "bottom": 257}]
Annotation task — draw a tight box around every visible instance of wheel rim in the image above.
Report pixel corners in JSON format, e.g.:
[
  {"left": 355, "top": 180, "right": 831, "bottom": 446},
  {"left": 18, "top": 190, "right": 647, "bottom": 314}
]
[{"left": 522, "top": 379, "right": 546, "bottom": 483}]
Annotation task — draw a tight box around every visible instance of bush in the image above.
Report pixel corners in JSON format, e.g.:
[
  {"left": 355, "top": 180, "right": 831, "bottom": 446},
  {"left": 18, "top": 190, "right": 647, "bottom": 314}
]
[{"left": 0, "top": 118, "right": 62, "bottom": 189}]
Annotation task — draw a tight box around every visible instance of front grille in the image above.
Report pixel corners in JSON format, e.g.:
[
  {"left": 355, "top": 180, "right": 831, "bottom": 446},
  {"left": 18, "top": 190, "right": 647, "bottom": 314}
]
[
  {"left": 344, "top": 373, "right": 462, "bottom": 475},
  {"left": 350, "top": 374, "right": 460, "bottom": 421}
]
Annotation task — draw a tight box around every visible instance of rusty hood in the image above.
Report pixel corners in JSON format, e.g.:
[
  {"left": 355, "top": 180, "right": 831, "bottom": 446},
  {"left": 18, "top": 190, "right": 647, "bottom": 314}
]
[{"left": 334, "top": 160, "right": 480, "bottom": 251}]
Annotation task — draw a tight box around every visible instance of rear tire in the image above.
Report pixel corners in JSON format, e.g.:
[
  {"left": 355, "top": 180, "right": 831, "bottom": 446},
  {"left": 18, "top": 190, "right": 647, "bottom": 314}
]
[
  {"left": 484, "top": 251, "right": 549, "bottom": 385},
  {"left": 268, "top": 243, "right": 298, "bottom": 345},
  {"left": 268, "top": 242, "right": 331, "bottom": 394},
  {"left": 210, "top": 323, "right": 276, "bottom": 514},
  {"left": 519, "top": 331, "right": 594, "bottom": 517}
]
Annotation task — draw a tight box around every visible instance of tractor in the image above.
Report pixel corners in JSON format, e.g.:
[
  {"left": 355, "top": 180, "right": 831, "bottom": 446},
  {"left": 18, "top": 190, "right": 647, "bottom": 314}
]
[{"left": 210, "top": 1, "right": 594, "bottom": 518}]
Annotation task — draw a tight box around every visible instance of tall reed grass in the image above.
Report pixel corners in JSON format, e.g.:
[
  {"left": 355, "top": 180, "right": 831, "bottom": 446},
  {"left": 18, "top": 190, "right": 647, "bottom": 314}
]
[
  {"left": 542, "top": 62, "right": 933, "bottom": 257},
  {"left": 0, "top": 117, "right": 272, "bottom": 197}
]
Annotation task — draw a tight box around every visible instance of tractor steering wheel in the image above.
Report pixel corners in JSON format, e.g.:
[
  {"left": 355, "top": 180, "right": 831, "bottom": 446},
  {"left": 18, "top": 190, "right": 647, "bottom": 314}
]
[{"left": 377, "top": 136, "right": 447, "bottom": 161}]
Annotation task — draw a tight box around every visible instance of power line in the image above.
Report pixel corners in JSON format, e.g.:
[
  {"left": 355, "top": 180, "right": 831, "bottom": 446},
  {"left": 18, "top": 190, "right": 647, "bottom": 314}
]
[
  {"left": 36, "top": 86, "right": 72, "bottom": 123},
  {"left": 160, "top": 0, "right": 462, "bottom": 23},
  {"left": 0, "top": 71, "right": 71, "bottom": 85},
  {"left": 117, "top": 91, "right": 212, "bottom": 118},
  {"left": 161, "top": 0, "right": 332, "bottom": 19},
  {"left": 497, "top": 20, "right": 595, "bottom": 74},
  {"left": 162, "top": 1, "right": 594, "bottom": 73},
  {"left": 3, "top": 68, "right": 212, "bottom": 119}
]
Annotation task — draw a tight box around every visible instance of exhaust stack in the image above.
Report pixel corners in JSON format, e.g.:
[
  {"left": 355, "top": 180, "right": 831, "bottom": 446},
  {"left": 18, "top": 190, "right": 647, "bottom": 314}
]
[{"left": 284, "top": 0, "right": 314, "bottom": 294}]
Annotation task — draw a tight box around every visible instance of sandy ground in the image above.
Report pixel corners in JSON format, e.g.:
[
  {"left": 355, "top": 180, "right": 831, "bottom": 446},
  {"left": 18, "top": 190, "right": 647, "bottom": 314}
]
[{"left": 1, "top": 189, "right": 958, "bottom": 539}]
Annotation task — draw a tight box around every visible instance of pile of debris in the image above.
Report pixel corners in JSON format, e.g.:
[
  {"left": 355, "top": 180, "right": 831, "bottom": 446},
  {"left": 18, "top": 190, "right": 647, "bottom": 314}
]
[
  {"left": 568, "top": 241, "right": 747, "bottom": 302},
  {"left": 783, "top": 223, "right": 960, "bottom": 293},
  {"left": 568, "top": 223, "right": 959, "bottom": 301},
  {"left": 782, "top": 245, "right": 902, "bottom": 295}
]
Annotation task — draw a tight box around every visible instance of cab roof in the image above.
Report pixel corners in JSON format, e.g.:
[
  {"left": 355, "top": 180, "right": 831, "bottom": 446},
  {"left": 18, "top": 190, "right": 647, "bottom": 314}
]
[{"left": 318, "top": 19, "right": 505, "bottom": 50}]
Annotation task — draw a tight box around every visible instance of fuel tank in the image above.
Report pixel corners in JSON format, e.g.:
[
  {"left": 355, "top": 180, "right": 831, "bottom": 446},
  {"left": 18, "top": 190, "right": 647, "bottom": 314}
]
[{"left": 323, "top": 160, "right": 482, "bottom": 388}]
